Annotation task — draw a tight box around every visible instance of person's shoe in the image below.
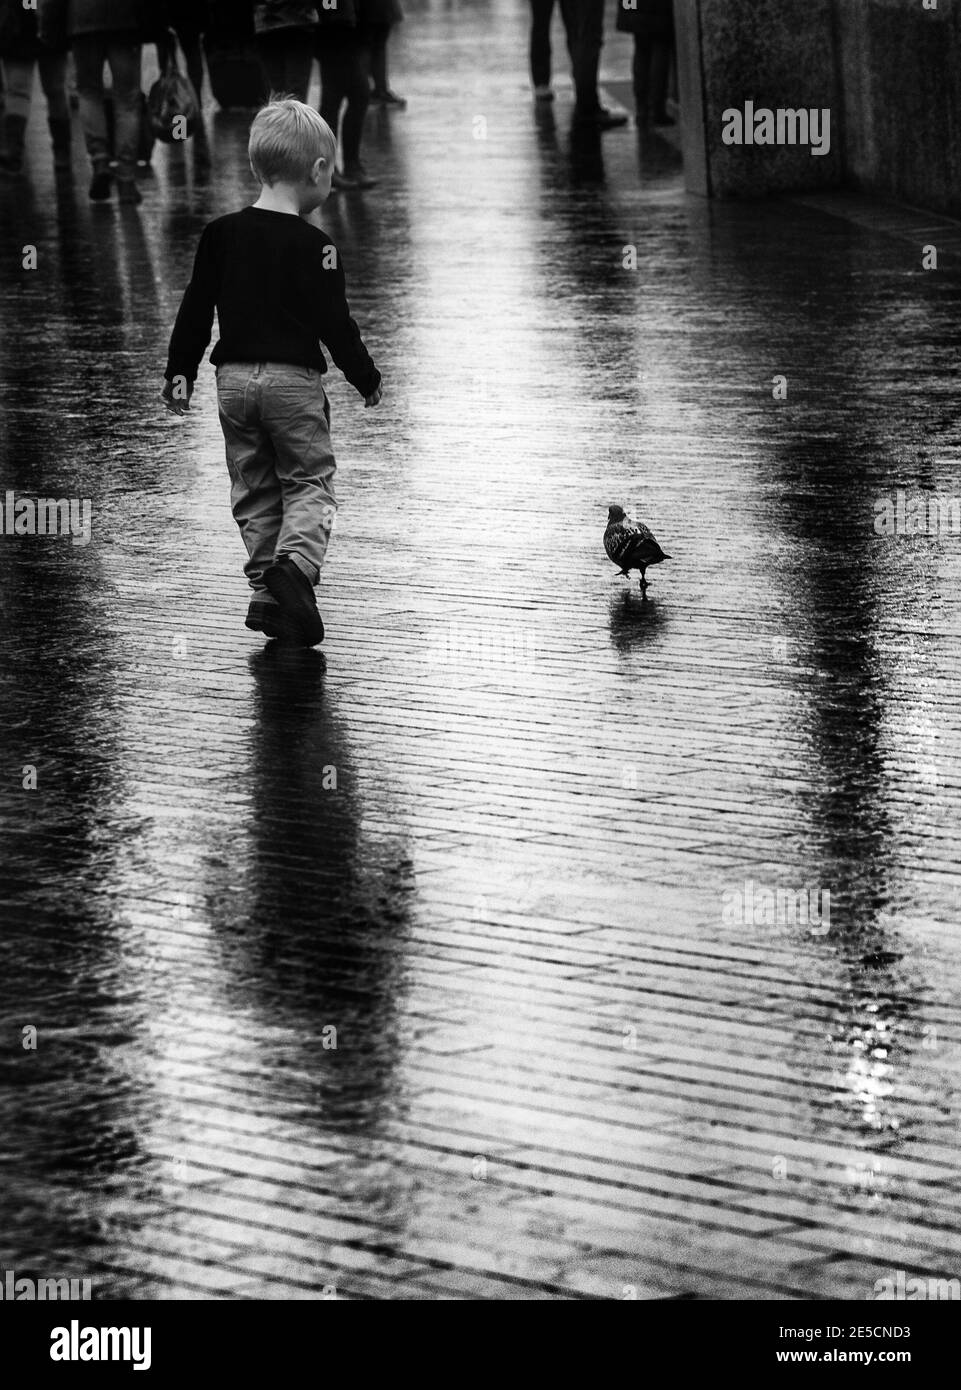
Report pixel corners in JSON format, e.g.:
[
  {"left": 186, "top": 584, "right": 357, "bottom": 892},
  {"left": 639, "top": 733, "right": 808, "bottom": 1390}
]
[
  {"left": 117, "top": 178, "right": 142, "bottom": 205},
  {"left": 652, "top": 109, "right": 676, "bottom": 126},
  {"left": 49, "top": 117, "right": 72, "bottom": 172},
  {"left": 371, "top": 87, "right": 407, "bottom": 108},
  {"left": 574, "top": 105, "right": 628, "bottom": 130},
  {"left": 88, "top": 166, "right": 113, "bottom": 200},
  {"left": 263, "top": 557, "right": 325, "bottom": 646},
  {"left": 533, "top": 85, "right": 554, "bottom": 102},
  {"left": 331, "top": 167, "right": 358, "bottom": 191},
  {"left": 245, "top": 596, "right": 303, "bottom": 643},
  {"left": 342, "top": 161, "right": 378, "bottom": 189},
  {"left": 0, "top": 113, "right": 28, "bottom": 175}
]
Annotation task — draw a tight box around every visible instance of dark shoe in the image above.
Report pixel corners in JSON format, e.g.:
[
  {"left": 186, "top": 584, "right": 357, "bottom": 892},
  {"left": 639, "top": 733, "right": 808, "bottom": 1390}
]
[
  {"left": 574, "top": 105, "right": 628, "bottom": 130},
  {"left": 89, "top": 167, "right": 113, "bottom": 200},
  {"left": 263, "top": 557, "right": 325, "bottom": 646},
  {"left": 48, "top": 117, "right": 72, "bottom": 171},
  {"left": 342, "top": 161, "right": 378, "bottom": 189},
  {"left": 0, "top": 113, "right": 28, "bottom": 174},
  {"left": 331, "top": 168, "right": 358, "bottom": 191},
  {"left": 245, "top": 596, "right": 303, "bottom": 643},
  {"left": 371, "top": 87, "right": 407, "bottom": 108},
  {"left": 117, "top": 178, "right": 142, "bottom": 205},
  {"left": 653, "top": 109, "right": 676, "bottom": 126},
  {"left": 533, "top": 85, "right": 554, "bottom": 103}
]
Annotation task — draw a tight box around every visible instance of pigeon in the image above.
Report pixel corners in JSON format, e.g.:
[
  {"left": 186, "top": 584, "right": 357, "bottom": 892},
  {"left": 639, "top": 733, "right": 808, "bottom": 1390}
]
[{"left": 604, "top": 504, "right": 671, "bottom": 589}]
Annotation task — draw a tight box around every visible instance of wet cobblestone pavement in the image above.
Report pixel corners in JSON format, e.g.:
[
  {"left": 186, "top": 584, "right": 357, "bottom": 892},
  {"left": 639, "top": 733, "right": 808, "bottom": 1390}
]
[{"left": 4, "top": 1, "right": 961, "bottom": 1301}]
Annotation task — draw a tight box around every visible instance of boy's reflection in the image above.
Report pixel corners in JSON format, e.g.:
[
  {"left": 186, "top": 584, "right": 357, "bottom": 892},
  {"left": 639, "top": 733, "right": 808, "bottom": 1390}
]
[{"left": 203, "top": 646, "right": 414, "bottom": 1135}]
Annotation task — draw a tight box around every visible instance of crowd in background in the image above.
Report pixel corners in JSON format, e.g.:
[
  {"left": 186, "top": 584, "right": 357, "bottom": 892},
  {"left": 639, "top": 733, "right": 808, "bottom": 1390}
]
[
  {"left": 530, "top": 0, "right": 676, "bottom": 130},
  {"left": 0, "top": 0, "right": 677, "bottom": 209},
  {"left": 0, "top": 0, "right": 405, "bottom": 202}
]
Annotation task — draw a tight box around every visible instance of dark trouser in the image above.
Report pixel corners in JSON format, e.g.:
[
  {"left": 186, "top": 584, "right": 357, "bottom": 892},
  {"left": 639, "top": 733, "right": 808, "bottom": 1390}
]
[
  {"left": 632, "top": 35, "right": 670, "bottom": 117},
  {"left": 1, "top": 53, "right": 70, "bottom": 121},
  {"left": 256, "top": 27, "right": 314, "bottom": 101},
  {"left": 217, "top": 363, "right": 336, "bottom": 592},
  {"left": 558, "top": 0, "right": 604, "bottom": 114},
  {"left": 318, "top": 28, "right": 370, "bottom": 168},
  {"left": 72, "top": 33, "right": 142, "bottom": 180},
  {"left": 366, "top": 20, "right": 390, "bottom": 92},
  {"left": 529, "top": 0, "right": 557, "bottom": 88}
]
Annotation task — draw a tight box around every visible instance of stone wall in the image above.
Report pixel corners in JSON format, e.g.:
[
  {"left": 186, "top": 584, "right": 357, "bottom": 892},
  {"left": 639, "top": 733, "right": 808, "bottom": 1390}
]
[
  {"left": 835, "top": 0, "right": 961, "bottom": 215},
  {"left": 675, "top": 0, "right": 961, "bottom": 213}
]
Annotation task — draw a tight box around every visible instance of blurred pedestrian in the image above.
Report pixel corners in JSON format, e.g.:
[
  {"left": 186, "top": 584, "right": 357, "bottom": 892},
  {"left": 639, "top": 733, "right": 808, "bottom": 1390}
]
[
  {"left": 317, "top": 0, "right": 375, "bottom": 189},
  {"left": 39, "top": 0, "right": 164, "bottom": 204},
  {"left": 0, "top": 0, "right": 71, "bottom": 175},
  {"left": 253, "top": 0, "right": 318, "bottom": 103},
  {"left": 558, "top": 0, "right": 626, "bottom": 128},
  {"left": 366, "top": 0, "right": 404, "bottom": 108},
  {"left": 615, "top": 0, "right": 674, "bottom": 126}
]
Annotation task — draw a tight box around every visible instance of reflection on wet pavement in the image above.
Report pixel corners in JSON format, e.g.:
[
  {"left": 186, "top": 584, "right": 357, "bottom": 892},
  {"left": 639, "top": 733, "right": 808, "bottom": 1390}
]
[{"left": 2, "top": 0, "right": 961, "bottom": 1300}]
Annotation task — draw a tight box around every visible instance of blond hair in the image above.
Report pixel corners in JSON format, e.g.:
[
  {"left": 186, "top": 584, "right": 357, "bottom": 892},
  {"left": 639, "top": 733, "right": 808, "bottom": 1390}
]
[{"left": 249, "top": 98, "right": 336, "bottom": 186}]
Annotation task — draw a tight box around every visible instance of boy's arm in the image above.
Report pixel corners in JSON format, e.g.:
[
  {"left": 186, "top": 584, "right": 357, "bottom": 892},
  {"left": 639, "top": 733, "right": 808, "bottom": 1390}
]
[
  {"left": 164, "top": 226, "right": 218, "bottom": 390},
  {"left": 317, "top": 247, "right": 382, "bottom": 400}
]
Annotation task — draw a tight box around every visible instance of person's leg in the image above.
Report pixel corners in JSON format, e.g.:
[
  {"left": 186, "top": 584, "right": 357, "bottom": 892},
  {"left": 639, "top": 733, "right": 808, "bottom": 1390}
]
[
  {"left": 340, "top": 32, "right": 371, "bottom": 173},
  {"left": 282, "top": 32, "right": 313, "bottom": 102},
  {"left": 257, "top": 30, "right": 312, "bottom": 102},
  {"left": 560, "top": 0, "right": 596, "bottom": 111},
  {"left": 649, "top": 38, "right": 671, "bottom": 121},
  {"left": 37, "top": 51, "right": 72, "bottom": 168},
  {"left": 38, "top": 52, "right": 69, "bottom": 121},
  {"left": 217, "top": 365, "right": 286, "bottom": 593},
  {"left": 368, "top": 21, "right": 388, "bottom": 92},
  {"left": 318, "top": 37, "right": 345, "bottom": 141},
  {"left": 530, "top": 0, "right": 554, "bottom": 90},
  {"left": 558, "top": 0, "right": 576, "bottom": 65},
  {"left": 1, "top": 57, "right": 33, "bottom": 121},
  {"left": 0, "top": 58, "right": 33, "bottom": 172},
  {"left": 105, "top": 37, "right": 143, "bottom": 193},
  {"left": 261, "top": 366, "right": 336, "bottom": 584},
  {"left": 173, "top": 25, "right": 205, "bottom": 102},
  {"left": 573, "top": 0, "right": 604, "bottom": 115},
  {"left": 256, "top": 30, "right": 288, "bottom": 96},
  {"left": 632, "top": 35, "right": 650, "bottom": 119},
  {"left": 72, "top": 34, "right": 112, "bottom": 185}
]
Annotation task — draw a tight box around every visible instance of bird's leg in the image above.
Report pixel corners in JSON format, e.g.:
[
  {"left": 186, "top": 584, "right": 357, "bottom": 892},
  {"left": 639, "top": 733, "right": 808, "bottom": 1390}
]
[{"left": 639, "top": 570, "right": 648, "bottom": 590}]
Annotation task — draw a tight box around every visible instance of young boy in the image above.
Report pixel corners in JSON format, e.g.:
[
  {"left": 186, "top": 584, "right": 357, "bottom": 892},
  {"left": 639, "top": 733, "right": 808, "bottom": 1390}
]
[{"left": 161, "top": 98, "right": 382, "bottom": 646}]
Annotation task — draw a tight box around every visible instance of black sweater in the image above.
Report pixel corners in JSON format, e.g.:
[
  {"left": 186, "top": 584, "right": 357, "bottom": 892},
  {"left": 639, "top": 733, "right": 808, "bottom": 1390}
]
[{"left": 165, "top": 207, "right": 381, "bottom": 398}]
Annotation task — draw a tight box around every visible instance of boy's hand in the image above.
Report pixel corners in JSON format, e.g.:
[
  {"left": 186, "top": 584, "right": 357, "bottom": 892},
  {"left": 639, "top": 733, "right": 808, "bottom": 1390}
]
[
  {"left": 161, "top": 377, "right": 193, "bottom": 417},
  {"left": 364, "top": 385, "right": 382, "bottom": 408}
]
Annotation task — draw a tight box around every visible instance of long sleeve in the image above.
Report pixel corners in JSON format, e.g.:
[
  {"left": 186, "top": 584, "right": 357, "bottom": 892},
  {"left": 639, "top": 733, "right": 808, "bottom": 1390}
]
[
  {"left": 165, "top": 227, "right": 218, "bottom": 383},
  {"left": 317, "top": 251, "right": 381, "bottom": 399}
]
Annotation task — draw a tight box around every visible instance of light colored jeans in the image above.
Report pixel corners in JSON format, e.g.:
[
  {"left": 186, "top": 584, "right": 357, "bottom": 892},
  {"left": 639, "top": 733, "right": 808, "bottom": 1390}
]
[
  {"left": 1, "top": 54, "right": 70, "bottom": 121},
  {"left": 216, "top": 362, "right": 336, "bottom": 592},
  {"left": 71, "top": 34, "right": 142, "bottom": 179}
]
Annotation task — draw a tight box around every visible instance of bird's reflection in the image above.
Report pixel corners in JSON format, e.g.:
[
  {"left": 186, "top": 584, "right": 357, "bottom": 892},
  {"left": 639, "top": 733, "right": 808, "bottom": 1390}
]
[{"left": 608, "top": 586, "right": 667, "bottom": 653}]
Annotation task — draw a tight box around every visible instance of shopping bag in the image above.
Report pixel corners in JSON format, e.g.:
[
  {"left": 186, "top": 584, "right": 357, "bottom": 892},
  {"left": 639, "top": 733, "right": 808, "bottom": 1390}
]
[{"left": 147, "top": 31, "right": 201, "bottom": 143}]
